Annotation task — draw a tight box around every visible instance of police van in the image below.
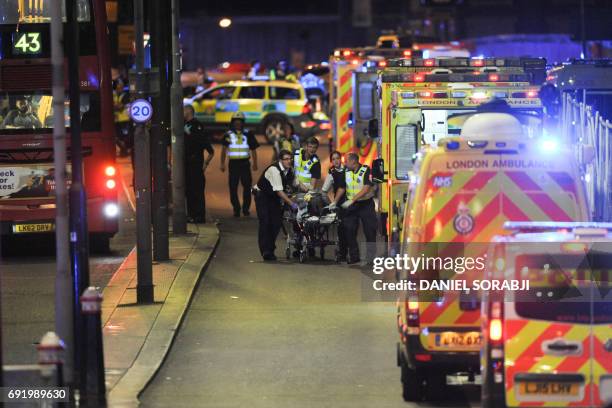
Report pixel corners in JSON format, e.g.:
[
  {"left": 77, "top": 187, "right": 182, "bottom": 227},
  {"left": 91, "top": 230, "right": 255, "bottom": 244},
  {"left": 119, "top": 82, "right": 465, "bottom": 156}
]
[
  {"left": 481, "top": 222, "right": 612, "bottom": 408},
  {"left": 395, "top": 113, "right": 590, "bottom": 401}
]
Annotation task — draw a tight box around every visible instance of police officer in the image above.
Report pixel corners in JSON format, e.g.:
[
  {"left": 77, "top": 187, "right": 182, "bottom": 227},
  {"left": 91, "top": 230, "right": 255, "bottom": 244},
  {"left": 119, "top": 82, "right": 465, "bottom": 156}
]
[
  {"left": 321, "top": 150, "right": 348, "bottom": 261},
  {"left": 220, "top": 111, "right": 259, "bottom": 217},
  {"left": 183, "top": 104, "right": 214, "bottom": 223},
  {"left": 293, "top": 137, "right": 321, "bottom": 191},
  {"left": 339, "top": 153, "right": 377, "bottom": 264},
  {"left": 253, "top": 149, "right": 300, "bottom": 261},
  {"left": 112, "top": 78, "right": 132, "bottom": 157}
]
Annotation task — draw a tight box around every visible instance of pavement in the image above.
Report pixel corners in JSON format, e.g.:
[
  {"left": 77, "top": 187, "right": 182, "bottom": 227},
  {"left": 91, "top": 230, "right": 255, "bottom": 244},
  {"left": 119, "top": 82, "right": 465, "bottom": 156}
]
[{"left": 101, "top": 222, "right": 219, "bottom": 407}]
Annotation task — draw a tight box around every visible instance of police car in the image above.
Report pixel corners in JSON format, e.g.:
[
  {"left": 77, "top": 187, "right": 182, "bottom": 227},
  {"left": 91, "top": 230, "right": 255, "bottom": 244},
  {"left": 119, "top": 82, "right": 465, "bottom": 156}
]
[
  {"left": 185, "top": 80, "right": 321, "bottom": 142},
  {"left": 481, "top": 222, "right": 612, "bottom": 408}
]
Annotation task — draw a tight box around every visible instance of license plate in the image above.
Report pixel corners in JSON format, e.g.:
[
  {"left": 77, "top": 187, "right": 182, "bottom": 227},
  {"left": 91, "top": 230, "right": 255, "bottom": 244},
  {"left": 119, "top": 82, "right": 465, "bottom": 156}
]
[
  {"left": 13, "top": 223, "right": 55, "bottom": 233},
  {"left": 518, "top": 382, "right": 580, "bottom": 396},
  {"left": 432, "top": 331, "right": 481, "bottom": 349}
]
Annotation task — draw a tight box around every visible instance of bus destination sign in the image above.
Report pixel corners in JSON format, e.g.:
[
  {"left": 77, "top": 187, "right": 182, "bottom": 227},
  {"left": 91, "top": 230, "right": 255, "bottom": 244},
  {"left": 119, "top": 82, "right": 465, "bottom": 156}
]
[{"left": 12, "top": 32, "right": 42, "bottom": 56}]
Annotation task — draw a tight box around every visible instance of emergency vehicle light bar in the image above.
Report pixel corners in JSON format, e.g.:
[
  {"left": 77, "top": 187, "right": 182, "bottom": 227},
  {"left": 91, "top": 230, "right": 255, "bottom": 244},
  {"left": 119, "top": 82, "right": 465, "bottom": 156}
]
[
  {"left": 386, "top": 57, "right": 546, "bottom": 69},
  {"left": 381, "top": 72, "right": 533, "bottom": 83},
  {"left": 504, "top": 222, "right": 612, "bottom": 233}
]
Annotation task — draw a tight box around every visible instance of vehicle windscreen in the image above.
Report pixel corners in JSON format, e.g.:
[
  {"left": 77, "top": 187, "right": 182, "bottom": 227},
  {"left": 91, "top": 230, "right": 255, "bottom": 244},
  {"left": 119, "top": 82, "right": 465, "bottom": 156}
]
[
  {"left": 0, "top": 92, "right": 100, "bottom": 133},
  {"left": 514, "top": 252, "right": 612, "bottom": 324},
  {"left": 421, "top": 108, "right": 543, "bottom": 145},
  {"left": 0, "top": 0, "right": 91, "bottom": 24}
]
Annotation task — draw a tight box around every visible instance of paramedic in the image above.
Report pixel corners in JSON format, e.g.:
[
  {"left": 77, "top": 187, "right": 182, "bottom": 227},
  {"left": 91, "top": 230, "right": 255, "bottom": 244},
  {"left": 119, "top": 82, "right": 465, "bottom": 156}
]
[
  {"left": 338, "top": 153, "right": 377, "bottom": 264},
  {"left": 252, "top": 150, "right": 300, "bottom": 261}
]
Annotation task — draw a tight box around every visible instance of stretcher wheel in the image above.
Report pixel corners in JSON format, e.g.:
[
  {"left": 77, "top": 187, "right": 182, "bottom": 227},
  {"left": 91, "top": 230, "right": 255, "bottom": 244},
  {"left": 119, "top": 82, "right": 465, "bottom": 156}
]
[{"left": 299, "top": 250, "right": 307, "bottom": 263}]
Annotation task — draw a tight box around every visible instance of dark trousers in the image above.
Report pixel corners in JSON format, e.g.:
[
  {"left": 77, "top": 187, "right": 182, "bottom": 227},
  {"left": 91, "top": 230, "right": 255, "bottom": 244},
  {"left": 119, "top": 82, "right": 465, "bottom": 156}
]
[
  {"left": 336, "top": 208, "right": 347, "bottom": 259},
  {"left": 229, "top": 160, "right": 252, "bottom": 214},
  {"left": 343, "top": 199, "right": 377, "bottom": 262},
  {"left": 185, "top": 164, "right": 206, "bottom": 221},
  {"left": 255, "top": 192, "right": 282, "bottom": 257}
]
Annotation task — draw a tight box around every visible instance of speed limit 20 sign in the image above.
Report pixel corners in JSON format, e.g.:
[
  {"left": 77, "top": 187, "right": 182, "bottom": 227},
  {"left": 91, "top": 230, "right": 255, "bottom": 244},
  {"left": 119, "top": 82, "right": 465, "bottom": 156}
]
[{"left": 129, "top": 99, "right": 153, "bottom": 123}]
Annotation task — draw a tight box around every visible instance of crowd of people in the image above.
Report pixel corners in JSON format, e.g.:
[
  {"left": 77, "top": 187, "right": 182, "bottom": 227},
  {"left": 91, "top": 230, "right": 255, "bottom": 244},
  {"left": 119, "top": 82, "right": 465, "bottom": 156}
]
[{"left": 182, "top": 109, "right": 376, "bottom": 265}]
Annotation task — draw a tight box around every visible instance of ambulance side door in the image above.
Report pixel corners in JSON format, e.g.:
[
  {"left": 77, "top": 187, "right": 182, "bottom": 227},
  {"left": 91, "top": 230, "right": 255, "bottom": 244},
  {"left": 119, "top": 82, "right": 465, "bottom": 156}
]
[{"left": 389, "top": 106, "right": 421, "bottom": 249}]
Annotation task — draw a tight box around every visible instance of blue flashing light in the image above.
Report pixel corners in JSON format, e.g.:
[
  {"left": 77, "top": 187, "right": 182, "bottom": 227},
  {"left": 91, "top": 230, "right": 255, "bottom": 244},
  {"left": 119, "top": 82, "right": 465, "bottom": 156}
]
[
  {"left": 446, "top": 141, "right": 460, "bottom": 150},
  {"left": 540, "top": 139, "right": 558, "bottom": 153},
  {"left": 495, "top": 142, "right": 506, "bottom": 148}
]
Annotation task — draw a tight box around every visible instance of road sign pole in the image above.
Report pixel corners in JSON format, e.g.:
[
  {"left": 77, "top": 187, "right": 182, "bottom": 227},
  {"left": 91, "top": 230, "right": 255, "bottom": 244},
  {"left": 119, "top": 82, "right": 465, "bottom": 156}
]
[
  {"left": 66, "top": 0, "right": 90, "bottom": 396},
  {"left": 133, "top": 0, "right": 154, "bottom": 304},
  {"left": 151, "top": 0, "right": 170, "bottom": 261},
  {"left": 170, "top": 0, "right": 187, "bottom": 234},
  {"left": 50, "top": 0, "right": 74, "bottom": 387}
]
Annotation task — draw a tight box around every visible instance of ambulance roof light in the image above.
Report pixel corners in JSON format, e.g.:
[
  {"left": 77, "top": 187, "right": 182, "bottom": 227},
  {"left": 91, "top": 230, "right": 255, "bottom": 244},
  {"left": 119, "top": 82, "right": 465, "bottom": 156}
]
[
  {"left": 446, "top": 141, "right": 460, "bottom": 150},
  {"left": 504, "top": 222, "right": 612, "bottom": 233},
  {"left": 539, "top": 138, "right": 558, "bottom": 153}
]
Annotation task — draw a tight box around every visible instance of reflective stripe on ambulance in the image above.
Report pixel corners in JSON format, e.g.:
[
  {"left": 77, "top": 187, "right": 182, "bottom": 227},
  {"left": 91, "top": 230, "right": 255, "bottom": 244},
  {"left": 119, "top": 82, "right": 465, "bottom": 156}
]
[
  {"left": 335, "top": 65, "right": 355, "bottom": 154},
  {"left": 417, "top": 169, "right": 583, "bottom": 351}
]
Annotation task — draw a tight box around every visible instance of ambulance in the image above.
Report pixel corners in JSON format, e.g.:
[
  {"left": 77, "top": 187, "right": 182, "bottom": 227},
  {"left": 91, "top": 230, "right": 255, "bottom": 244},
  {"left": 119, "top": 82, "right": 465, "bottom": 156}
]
[
  {"left": 351, "top": 49, "right": 419, "bottom": 166},
  {"left": 329, "top": 47, "right": 367, "bottom": 155},
  {"left": 371, "top": 57, "right": 547, "bottom": 252},
  {"left": 395, "top": 113, "right": 590, "bottom": 401},
  {"left": 329, "top": 47, "right": 415, "bottom": 157},
  {"left": 481, "top": 222, "right": 612, "bottom": 408}
]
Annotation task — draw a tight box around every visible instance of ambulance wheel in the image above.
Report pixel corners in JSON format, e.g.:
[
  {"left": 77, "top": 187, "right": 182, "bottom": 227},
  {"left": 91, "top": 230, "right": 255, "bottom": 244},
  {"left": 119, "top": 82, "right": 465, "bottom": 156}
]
[
  {"left": 425, "top": 372, "right": 447, "bottom": 401},
  {"left": 299, "top": 250, "right": 307, "bottom": 263},
  {"left": 399, "top": 350, "right": 423, "bottom": 402}
]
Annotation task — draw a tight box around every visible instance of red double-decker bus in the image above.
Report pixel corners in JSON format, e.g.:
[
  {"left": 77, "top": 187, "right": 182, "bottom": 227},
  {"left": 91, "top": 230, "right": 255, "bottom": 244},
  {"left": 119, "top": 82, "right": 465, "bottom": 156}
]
[{"left": 0, "top": 0, "right": 118, "bottom": 249}]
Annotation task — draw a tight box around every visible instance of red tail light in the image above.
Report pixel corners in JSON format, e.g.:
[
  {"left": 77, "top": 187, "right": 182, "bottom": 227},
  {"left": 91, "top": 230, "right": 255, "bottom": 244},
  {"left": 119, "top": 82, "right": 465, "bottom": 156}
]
[
  {"left": 378, "top": 60, "right": 387, "bottom": 67},
  {"left": 302, "top": 103, "right": 312, "bottom": 115},
  {"left": 488, "top": 74, "right": 499, "bottom": 82},
  {"left": 105, "top": 166, "right": 116, "bottom": 177},
  {"left": 472, "top": 58, "right": 484, "bottom": 67},
  {"left": 351, "top": 59, "right": 359, "bottom": 65},
  {"left": 489, "top": 319, "right": 502, "bottom": 342},
  {"left": 406, "top": 297, "right": 419, "bottom": 328},
  {"left": 403, "top": 50, "right": 412, "bottom": 57},
  {"left": 489, "top": 301, "right": 503, "bottom": 342},
  {"left": 424, "top": 59, "right": 434, "bottom": 67},
  {"left": 106, "top": 179, "right": 116, "bottom": 189},
  {"left": 342, "top": 49, "right": 352, "bottom": 57}
]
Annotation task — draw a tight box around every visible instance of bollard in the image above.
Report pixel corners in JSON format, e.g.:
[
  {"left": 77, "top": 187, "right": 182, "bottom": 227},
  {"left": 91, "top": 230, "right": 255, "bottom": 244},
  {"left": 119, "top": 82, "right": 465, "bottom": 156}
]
[
  {"left": 37, "top": 332, "right": 65, "bottom": 383},
  {"left": 80, "top": 287, "right": 106, "bottom": 407}
]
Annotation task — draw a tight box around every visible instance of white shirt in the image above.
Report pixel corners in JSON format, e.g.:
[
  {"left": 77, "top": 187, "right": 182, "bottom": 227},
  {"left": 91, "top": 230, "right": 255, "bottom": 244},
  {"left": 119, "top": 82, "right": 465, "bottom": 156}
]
[
  {"left": 321, "top": 173, "right": 334, "bottom": 194},
  {"left": 258, "top": 161, "right": 299, "bottom": 192}
]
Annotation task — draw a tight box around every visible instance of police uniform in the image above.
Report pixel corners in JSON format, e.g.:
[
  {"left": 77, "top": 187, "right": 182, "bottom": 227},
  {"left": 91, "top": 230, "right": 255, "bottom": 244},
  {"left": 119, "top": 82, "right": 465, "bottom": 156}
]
[
  {"left": 293, "top": 148, "right": 321, "bottom": 188},
  {"left": 343, "top": 164, "right": 377, "bottom": 263},
  {"left": 113, "top": 89, "right": 132, "bottom": 156},
  {"left": 321, "top": 165, "right": 348, "bottom": 260},
  {"left": 184, "top": 117, "right": 214, "bottom": 222},
  {"left": 253, "top": 161, "right": 297, "bottom": 259},
  {"left": 222, "top": 128, "right": 259, "bottom": 216}
]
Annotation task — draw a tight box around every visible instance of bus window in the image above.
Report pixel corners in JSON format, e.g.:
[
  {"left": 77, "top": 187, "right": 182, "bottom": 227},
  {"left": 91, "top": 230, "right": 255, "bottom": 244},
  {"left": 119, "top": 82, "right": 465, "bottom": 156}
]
[{"left": 0, "top": 92, "right": 100, "bottom": 132}]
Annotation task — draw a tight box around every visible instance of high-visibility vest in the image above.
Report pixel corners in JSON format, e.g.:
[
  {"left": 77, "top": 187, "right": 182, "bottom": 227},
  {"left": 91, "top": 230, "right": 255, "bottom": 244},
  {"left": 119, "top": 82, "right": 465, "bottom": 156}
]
[
  {"left": 227, "top": 131, "right": 250, "bottom": 160},
  {"left": 345, "top": 165, "right": 369, "bottom": 200},
  {"left": 113, "top": 92, "right": 129, "bottom": 122},
  {"left": 294, "top": 148, "right": 319, "bottom": 185}
]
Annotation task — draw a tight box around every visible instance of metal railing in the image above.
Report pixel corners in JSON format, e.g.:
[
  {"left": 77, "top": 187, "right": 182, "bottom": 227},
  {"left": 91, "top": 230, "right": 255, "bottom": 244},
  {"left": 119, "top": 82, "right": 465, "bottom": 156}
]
[{"left": 561, "top": 92, "right": 612, "bottom": 221}]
